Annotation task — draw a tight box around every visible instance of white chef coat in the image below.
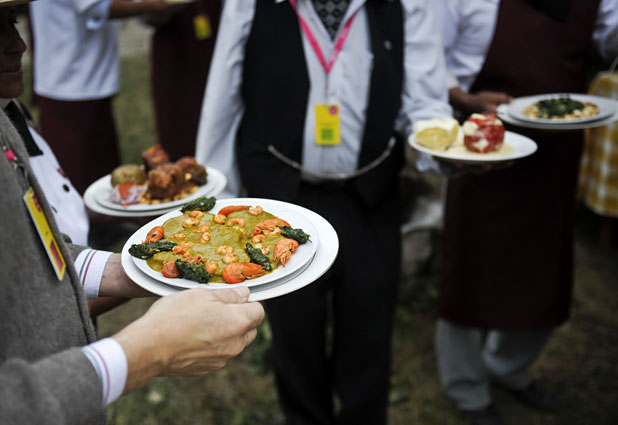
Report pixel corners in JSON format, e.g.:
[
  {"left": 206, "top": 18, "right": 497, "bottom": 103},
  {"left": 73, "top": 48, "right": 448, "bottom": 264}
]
[
  {"left": 195, "top": 0, "right": 452, "bottom": 198},
  {"left": 0, "top": 98, "right": 90, "bottom": 245},
  {"left": 28, "top": 128, "right": 91, "bottom": 246},
  {"left": 434, "top": 0, "right": 618, "bottom": 92},
  {"left": 29, "top": 0, "right": 119, "bottom": 100}
]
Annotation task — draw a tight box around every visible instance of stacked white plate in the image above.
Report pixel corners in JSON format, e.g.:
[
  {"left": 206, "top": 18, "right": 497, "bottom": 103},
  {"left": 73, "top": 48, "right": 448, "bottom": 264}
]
[
  {"left": 497, "top": 93, "right": 618, "bottom": 130},
  {"left": 409, "top": 130, "right": 537, "bottom": 165},
  {"left": 121, "top": 198, "right": 339, "bottom": 301},
  {"left": 83, "top": 167, "right": 227, "bottom": 218}
]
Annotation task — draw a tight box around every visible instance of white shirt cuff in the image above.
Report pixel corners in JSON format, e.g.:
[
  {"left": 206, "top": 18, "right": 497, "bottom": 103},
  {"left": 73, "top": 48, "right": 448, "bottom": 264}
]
[
  {"left": 446, "top": 70, "right": 460, "bottom": 90},
  {"left": 75, "top": 249, "right": 113, "bottom": 299},
  {"left": 81, "top": 338, "right": 128, "bottom": 406}
]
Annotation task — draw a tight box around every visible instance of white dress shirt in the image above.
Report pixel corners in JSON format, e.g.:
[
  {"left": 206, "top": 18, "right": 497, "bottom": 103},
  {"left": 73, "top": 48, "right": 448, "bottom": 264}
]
[
  {"left": 433, "top": 0, "right": 618, "bottom": 92},
  {"left": 196, "top": 0, "right": 452, "bottom": 197},
  {"left": 29, "top": 0, "right": 119, "bottom": 100}
]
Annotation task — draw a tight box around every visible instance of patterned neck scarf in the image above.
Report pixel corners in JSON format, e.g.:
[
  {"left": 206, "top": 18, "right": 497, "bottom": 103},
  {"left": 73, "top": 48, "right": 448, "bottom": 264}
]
[{"left": 311, "top": 0, "right": 352, "bottom": 39}]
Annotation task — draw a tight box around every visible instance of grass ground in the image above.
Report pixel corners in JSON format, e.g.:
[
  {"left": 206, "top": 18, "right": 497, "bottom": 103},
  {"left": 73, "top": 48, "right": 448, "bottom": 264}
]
[{"left": 29, "top": 54, "right": 618, "bottom": 425}]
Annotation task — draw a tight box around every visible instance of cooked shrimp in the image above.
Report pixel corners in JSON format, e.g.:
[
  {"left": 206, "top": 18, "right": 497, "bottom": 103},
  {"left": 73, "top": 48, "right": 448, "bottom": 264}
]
[
  {"left": 183, "top": 217, "right": 201, "bottom": 228},
  {"left": 226, "top": 218, "right": 245, "bottom": 227},
  {"left": 221, "top": 262, "right": 266, "bottom": 283},
  {"left": 189, "top": 210, "right": 205, "bottom": 218},
  {"left": 216, "top": 245, "right": 234, "bottom": 255},
  {"left": 251, "top": 218, "right": 291, "bottom": 237},
  {"left": 173, "top": 246, "right": 190, "bottom": 257},
  {"left": 273, "top": 238, "right": 299, "bottom": 266},
  {"left": 184, "top": 256, "right": 203, "bottom": 265},
  {"left": 218, "top": 205, "right": 250, "bottom": 216},
  {"left": 144, "top": 226, "right": 165, "bottom": 243},
  {"left": 194, "top": 225, "right": 210, "bottom": 233},
  {"left": 171, "top": 233, "right": 186, "bottom": 239},
  {"left": 248, "top": 206, "right": 263, "bottom": 216},
  {"left": 161, "top": 260, "right": 179, "bottom": 278},
  {"left": 223, "top": 253, "right": 239, "bottom": 264},
  {"left": 205, "top": 260, "right": 218, "bottom": 274},
  {"left": 199, "top": 232, "right": 211, "bottom": 243},
  {"left": 214, "top": 214, "right": 226, "bottom": 224}
]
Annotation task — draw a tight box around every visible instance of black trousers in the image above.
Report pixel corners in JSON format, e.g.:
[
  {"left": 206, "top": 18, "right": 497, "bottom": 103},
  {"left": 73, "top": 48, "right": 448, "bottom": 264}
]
[{"left": 264, "top": 182, "right": 401, "bottom": 425}]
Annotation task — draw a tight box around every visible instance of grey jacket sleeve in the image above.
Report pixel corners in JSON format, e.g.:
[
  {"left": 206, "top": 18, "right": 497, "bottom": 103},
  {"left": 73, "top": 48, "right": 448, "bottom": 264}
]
[
  {"left": 0, "top": 107, "right": 105, "bottom": 425},
  {"left": 0, "top": 349, "right": 105, "bottom": 425}
]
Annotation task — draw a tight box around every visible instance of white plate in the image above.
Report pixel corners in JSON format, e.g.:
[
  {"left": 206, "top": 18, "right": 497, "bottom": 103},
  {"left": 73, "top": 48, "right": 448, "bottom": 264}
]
[
  {"left": 83, "top": 168, "right": 227, "bottom": 218},
  {"left": 94, "top": 167, "right": 226, "bottom": 212},
  {"left": 497, "top": 104, "right": 618, "bottom": 131},
  {"left": 127, "top": 198, "right": 320, "bottom": 289},
  {"left": 121, "top": 199, "right": 338, "bottom": 301},
  {"left": 505, "top": 93, "right": 618, "bottom": 124},
  {"left": 409, "top": 130, "right": 537, "bottom": 164}
]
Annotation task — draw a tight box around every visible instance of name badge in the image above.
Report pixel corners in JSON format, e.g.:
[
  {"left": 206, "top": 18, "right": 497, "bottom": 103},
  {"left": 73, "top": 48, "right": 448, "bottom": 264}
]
[
  {"left": 23, "top": 187, "right": 66, "bottom": 281},
  {"left": 315, "top": 104, "right": 341, "bottom": 146},
  {"left": 194, "top": 14, "right": 212, "bottom": 40}
]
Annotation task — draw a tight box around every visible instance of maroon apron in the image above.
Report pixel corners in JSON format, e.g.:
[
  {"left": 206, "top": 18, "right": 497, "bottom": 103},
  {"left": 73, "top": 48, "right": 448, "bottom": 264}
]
[
  {"left": 150, "top": 1, "right": 222, "bottom": 160},
  {"left": 439, "top": 0, "right": 600, "bottom": 329},
  {"left": 37, "top": 96, "right": 120, "bottom": 195}
]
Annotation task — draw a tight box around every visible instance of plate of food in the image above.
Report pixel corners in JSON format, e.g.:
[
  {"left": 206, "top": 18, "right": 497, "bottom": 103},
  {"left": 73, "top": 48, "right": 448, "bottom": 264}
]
[
  {"left": 409, "top": 114, "right": 537, "bottom": 164},
  {"left": 125, "top": 197, "right": 319, "bottom": 289},
  {"left": 120, "top": 198, "right": 338, "bottom": 301},
  {"left": 92, "top": 144, "right": 226, "bottom": 212},
  {"left": 506, "top": 93, "right": 618, "bottom": 124}
]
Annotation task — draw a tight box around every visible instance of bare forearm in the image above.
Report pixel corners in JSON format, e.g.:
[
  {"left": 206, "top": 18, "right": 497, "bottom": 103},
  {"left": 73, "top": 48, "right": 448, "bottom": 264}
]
[
  {"left": 449, "top": 87, "right": 475, "bottom": 114},
  {"left": 112, "top": 317, "right": 164, "bottom": 393},
  {"left": 99, "top": 254, "right": 154, "bottom": 298}
]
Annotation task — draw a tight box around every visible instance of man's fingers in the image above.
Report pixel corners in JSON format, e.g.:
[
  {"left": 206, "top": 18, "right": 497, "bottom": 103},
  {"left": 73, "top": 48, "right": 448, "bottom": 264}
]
[
  {"left": 234, "top": 302, "right": 266, "bottom": 328},
  {"left": 209, "top": 286, "right": 251, "bottom": 304}
]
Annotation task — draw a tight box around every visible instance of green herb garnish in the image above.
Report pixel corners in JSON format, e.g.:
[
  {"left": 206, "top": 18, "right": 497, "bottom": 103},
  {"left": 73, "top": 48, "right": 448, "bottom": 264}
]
[
  {"left": 281, "top": 226, "right": 311, "bottom": 244},
  {"left": 537, "top": 96, "right": 584, "bottom": 118},
  {"left": 128, "top": 240, "right": 177, "bottom": 259},
  {"left": 180, "top": 196, "right": 217, "bottom": 213},
  {"left": 246, "top": 242, "right": 272, "bottom": 271},
  {"left": 175, "top": 260, "right": 213, "bottom": 284}
]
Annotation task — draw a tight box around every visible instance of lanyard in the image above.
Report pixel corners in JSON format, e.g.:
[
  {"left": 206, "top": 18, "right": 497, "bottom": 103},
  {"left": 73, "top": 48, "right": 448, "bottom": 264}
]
[{"left": 288, "top": 0, "right": 358, "bottom": 77}]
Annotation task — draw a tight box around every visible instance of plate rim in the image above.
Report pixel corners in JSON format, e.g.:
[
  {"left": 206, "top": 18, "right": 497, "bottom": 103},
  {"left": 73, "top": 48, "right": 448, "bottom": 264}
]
[
  {"left": 409, "top": 130, "right": 537, "bottom": 164},
  {"left": 94, "top": 167, "right": 226, "bottom": 212},
  {"left": 506, "top": 93, "right": 618, "bottom": 124},
  {"left": 121, "top": 198, "right": 339, "bottom": 301},
  {"left": 83, "top": 167, "right": 227, "bottom": 217},
  {"left": 126, "top": 198, "right": 321, "bottom": 288}
]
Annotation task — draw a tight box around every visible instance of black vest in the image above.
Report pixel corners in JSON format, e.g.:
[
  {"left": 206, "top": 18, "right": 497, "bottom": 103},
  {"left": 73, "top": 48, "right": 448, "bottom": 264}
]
[{"left": 237, "top": 0, "right": 404, "bottom": 206}]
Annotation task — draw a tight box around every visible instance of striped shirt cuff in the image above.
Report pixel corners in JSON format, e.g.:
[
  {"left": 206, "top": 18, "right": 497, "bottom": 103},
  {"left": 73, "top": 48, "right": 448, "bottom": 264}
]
[
  {"left": 75, "top": 249, "right": 113, "bottom": 299},
  {"left": 81, "top": 338, "right": 128, "bottom": 406}
]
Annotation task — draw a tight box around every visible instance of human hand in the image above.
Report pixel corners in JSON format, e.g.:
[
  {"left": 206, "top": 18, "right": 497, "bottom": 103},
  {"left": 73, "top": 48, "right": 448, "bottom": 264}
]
[
  {"left": 112, "top": 286, "right": 265, "bottom": 393},
  {"left": 449, "top": 87, "right": 513, "bottom": 115},
  {"left": 467, "top": 91, "right": 513, "bottom": 114}
]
